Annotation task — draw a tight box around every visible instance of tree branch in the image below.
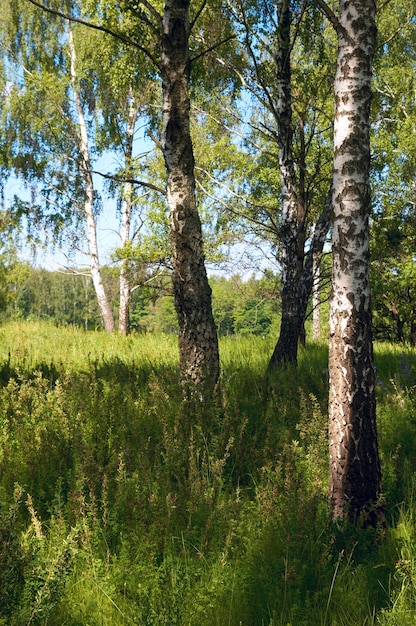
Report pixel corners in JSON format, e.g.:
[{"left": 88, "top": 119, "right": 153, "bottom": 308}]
[
  {"left": 190, "top": 0, "right": 208, "bottom": 31},
  {"left": 377, "top": 0, "right": 394, "bottom": 12},
  {"left": 195, "top": 166, "right": 280, "bottom": 234},
  {"left": 126, "top": 0, "right": 162, "bottom": 36},
  {"left": 190, "top": 35, "right": 236, "bottom": 63},
  {"left": 314, "top": 0, "right": 341, "bottom": 33},
  {"left": 137, "top": 0, "right": 162, "bottom": 28},
  {"left": 89, "top": 169, "right": 165, "bottom": 196},
  {"left": 25, "top": 0, "right": 161, "bottom": 69},
  {"left": 377, "top": 17, "right": 415, "bottom": 50}
]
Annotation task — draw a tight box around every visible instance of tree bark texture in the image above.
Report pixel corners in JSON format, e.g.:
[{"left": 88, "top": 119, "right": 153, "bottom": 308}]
[
  {"left": 69, "top": 27, "right": 115, "bottom": 333},
  {"left": 328, "top": 0, "right": 383, "bottom": 525},
  {"left": 268, "top": 0, "right": 301, "bottom": 366},
  {"left": 312, "top": 253, "right": 321, "bottom": 341},
  {"left": 161, "top": 0, "right": 220, "bottom": 395}
]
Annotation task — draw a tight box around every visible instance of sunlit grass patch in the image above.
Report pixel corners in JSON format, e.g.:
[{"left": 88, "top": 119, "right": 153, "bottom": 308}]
[{"left": 0, "top": 321, "right": 415, "bottom": 624}]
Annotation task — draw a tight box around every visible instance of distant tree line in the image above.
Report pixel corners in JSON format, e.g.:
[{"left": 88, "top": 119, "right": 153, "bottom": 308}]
[
  {"left": 1, "top": 259, "right": 415, "bottom": 345},
  {"left": 0, "top": 261, "right": 284, "bottom": 337}
]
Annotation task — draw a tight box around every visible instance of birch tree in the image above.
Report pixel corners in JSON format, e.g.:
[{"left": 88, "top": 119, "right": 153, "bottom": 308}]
[
  {"left": 68, "top": 26, "right": 115, "bottom": 332},
  {"left": 268, "top": 0, "right": 303, "bottom": 364},
  {"left": 159, "top": 0, "right": 220, "bottom": 394},
  {"left": 117, "top": 93, "right": 138, "bottom": 335},
  {"left": 319, "top": 0, "right": 384, "bottom": 525},
  {"left": 2, "top": 3, "right": 118, "bottom": 331},
  {"left": 226, "top": 0, "right": 333, "bottom": 365},
  {"left": 5, "top": 0, "right": 162, "bottom": 335}
]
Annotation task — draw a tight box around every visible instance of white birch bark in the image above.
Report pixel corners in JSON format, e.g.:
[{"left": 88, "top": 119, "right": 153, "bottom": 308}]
[
  {"left": 312, "top": 254, "right": 321, "bottom": 341},
  {"left": 328, "top": 0, "right": 383, "bottom": 525},
  {"left": 118, "top": 91, "right": 138, "bottom": 336},
  {"left": 68, "top": 27, "right": 115, "bottom": 332}
]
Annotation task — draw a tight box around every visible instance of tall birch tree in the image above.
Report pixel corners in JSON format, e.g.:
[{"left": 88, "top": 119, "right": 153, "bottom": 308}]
[
  {"left": 117, "top": 93, "right": 138, "bottom": 336},
  {"left": 159, "top": 0, "right": 220, "bottom": 394},
  {"left": 226, "top": 0, "right": 333, "bottom": 365},
  {"left": 268, "top": 0, "right": 303, "bottom": 364},
  {"left": 68, "top": 26, "right": 115, "bottom": 332},
  {"left": 2, "top": 3, "right": 118, "bottom": 331},
  {"left": 319, "top": 0, "right": 384, "bottom": 525}
]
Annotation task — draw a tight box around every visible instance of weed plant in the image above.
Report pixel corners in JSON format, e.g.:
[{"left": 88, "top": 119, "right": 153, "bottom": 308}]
[{"left": 0, "top": 322, "right": 415, "bottom": 624}]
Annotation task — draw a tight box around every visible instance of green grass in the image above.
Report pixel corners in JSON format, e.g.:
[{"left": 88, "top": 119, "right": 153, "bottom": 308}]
[{"left": 0, "top": 321, "right": 415, "bottom": 624}]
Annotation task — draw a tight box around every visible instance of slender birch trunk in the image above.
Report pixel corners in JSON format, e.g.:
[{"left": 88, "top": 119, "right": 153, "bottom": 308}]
[
  {"left": 160, "top": 0, "right": 220, "bottom": 396},
  {"left": 68, "top": 28, "right": 115, "bottom": 332},
  {"left": 328, "top": 0, "right": 383, "bottom": 525},
  {"left": 119, "top": 194, "right": 132, "bottom": 335},
  {"left": 267, "top": 1, "right": 332, "bottom": 366},
  {"left": 268, "top": 0, "right": 301, "bottom": 366},
  {"left": 118, "top": 91, "right": 138, "bottom": 336},
  {"left": 312, "top": 254, "right": 321, "bottom": 341},
  {"left": 298, "top": 191, "right": 332, "bottom": 340}
]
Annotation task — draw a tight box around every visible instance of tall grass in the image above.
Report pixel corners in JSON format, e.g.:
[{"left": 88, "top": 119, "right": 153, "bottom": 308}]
[{"left": 0, "top": 321, "right": 415, "bottom": 624}]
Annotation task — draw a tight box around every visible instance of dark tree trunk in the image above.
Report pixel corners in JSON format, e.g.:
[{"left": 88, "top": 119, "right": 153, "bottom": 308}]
[
  {"left": 268, "top": 0, "right": 301, "bottom": 367},
  {"left": 328, "top": 0, "right": 383, "bottom": 526},
  {"left": 161, "top": 0, "right": 220, "bottom": 396},
  {"left": 268, "top": 2, "right": 331, "bottom": 367},
  {"left": 390, "top": 302, "right": 404, "bottom": 342}
]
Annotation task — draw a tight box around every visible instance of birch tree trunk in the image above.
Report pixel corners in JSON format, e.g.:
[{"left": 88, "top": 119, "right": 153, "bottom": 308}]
[
  {"left": 118, "top": 92, "right": 138, "bottom": 336},
  {"left": 160, "top": 0, "right": 220, "bottom": 396},
  {"left": 68, "top": 28, "right": 115, "bottom": 333},
  {"left": 267, "top": 1, "right": 332, "bottom": 366},
  {"left": 312, "top": 254, "right": 321, "bottom": 341},
  {"left": 119, "top": 192, "right": 132, "bottom": 335},
  {"left": 328, "top": 0, "right": 383, "bottom": 525},
  {"left": 268, "top": 0, "right": 301, "bottom": 366},
  {"left": 298, "top": 191, "right": 332, "bottom": 342}
]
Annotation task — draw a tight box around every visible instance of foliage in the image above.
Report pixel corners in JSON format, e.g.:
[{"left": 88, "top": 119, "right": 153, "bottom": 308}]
[
  {"left": 370, "top": 0, "right": 416, "bottom": 344},
  {"left": 210, "top": 273, "right": 280, "bottom": 336},
  {"left": 0, "top": 322, "right": 415, "bottom": 623},
  {"left": 0, "top": 263, "right": 284, "bottom": 336}
]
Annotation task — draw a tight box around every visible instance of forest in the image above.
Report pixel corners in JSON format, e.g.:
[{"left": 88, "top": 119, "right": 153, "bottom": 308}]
[
  {"left": 0, "top": 263, "right": 283, "bottom": 335},
  {"left": 0, "top": 260, "right": 415, "bottom": 343},
  {"left": 0, "top": 0, "right": 415, "bottom": 623}
]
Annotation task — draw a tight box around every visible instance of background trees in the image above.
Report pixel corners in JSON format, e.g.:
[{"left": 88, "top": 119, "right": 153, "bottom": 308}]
[
  {"left": 221, "top": 0, "right": 334, "bottom": 365},
  {"left": 0, "top": 261, "right": 282, "bottom": 336},
  {"left": 371, "top": 0, "right": 416, "bottom": 345}
]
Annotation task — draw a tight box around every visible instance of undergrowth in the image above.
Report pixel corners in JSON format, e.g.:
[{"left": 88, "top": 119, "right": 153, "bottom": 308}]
[{"left": 0, "top": 322, "right": 415, "bottom": 624}]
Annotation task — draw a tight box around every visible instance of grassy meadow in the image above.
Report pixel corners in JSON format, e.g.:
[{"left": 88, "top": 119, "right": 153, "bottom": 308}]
[{"left": 1, "top": 320, "right": 416, "bottom": 625}]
